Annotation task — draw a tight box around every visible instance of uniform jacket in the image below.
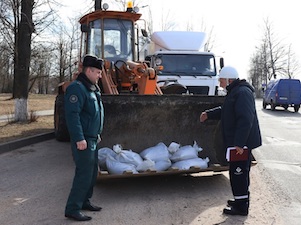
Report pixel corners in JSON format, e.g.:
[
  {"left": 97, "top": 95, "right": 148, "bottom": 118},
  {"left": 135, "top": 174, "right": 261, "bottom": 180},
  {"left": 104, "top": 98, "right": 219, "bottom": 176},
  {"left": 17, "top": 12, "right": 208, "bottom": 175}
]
[
  {"left": 206, "top": 79, "right": 262, "bottom": 150},
  {"left": 64, "top": 73, "right": 104, "bottom": 142}
]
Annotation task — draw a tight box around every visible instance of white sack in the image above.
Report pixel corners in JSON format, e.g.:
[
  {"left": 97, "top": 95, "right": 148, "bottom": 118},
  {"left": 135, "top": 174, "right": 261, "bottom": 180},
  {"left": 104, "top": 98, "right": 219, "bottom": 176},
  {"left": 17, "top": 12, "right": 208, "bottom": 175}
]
[
  {"left": 170, "top": 141, "right": 203, "bottom": 162},
  {"left": 136, "top": 159, "right": 156, "bottom": 172},
  {"left": 168, "top": 142, "right": 180, "bottom": 154},
  {"left": 171, "top": 157, "right": 209, "bottom": 170},
  {"left": 140, "top": 142, "right": 169, "bottom": 162},
  {"left": 98, "top": 147, "right": 117, "bottom": 170},
  {"left": 154, "top": 159, "right": 172, "bottom": 171},
  {"left": 106, "top": 155, "right": 138, "bottom": 175},
  {"left": 115, "top": 150, "right": 143, "bottom": 167}
]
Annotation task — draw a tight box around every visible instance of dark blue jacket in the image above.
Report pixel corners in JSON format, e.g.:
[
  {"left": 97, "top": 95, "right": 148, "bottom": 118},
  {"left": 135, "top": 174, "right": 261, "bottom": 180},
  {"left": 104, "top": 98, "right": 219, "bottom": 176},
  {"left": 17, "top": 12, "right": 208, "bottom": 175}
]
[
  {"left": 64, "top": 73, "right": 104, "bottom": 142},
  {"left": 206, "top": 79, "right": 262, "bottom": 150}
]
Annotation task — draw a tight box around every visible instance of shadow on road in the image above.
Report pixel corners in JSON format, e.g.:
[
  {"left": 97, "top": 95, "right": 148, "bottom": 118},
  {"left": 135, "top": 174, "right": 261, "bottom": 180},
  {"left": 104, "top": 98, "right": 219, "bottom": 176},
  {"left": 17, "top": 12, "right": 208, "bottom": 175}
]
[{"left": 260, "top": 107, "right": 301, "bottom": 118}]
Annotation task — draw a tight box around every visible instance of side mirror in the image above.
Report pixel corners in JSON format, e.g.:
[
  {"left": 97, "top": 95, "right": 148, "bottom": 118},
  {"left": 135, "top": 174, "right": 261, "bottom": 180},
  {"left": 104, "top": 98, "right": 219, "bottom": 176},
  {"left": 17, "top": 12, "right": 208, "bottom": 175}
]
[
  {"left": 81, "top": 24, "right": 90, "bottom": 33},
  {"left": 220, "top": 57, "right": 224, "bottom": 69},
  {"left": 141, "top": 29, "right": 148, "bottom": 37}
]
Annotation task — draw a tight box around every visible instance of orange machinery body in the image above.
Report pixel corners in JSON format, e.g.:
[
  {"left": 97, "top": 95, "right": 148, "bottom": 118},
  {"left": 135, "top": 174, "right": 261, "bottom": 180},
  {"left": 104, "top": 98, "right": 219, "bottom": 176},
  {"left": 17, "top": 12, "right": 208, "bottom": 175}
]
[
  {"left": 74, "top": 6, "right": 162, "bottom": 95},
  {"left": 101, "top": 60, "right": 161, "bottom": 95},
  {"left": 58, "top": 6, "right": 162, "bottom": 95}
]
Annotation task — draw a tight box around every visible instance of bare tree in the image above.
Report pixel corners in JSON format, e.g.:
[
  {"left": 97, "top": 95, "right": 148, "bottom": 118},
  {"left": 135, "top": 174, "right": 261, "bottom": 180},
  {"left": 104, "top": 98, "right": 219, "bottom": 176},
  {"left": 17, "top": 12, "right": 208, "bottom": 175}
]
[
  {"left": 249, "top": 51, "right": 266, "bottom": 96},
  {"left": 160, "top": 9, "right": 176, "bottom": 31},
  {"left": 51, "top": 19, "right": 79, "bottom": 85},
  {"left": 0, "top": 0, "right": 20, "bottom": 99},
  {"left": 264, "top": 19, "right": 288, "bottom": 80},
  {"left": 65, "top": 18, "right": 80, "bottom": 81},
  {"left": 0, "top": 43, "right": 13, "bottom": 92},
  {"left": 249, "top": 18, "right": 300, "bottom": 93},
  {"left": 14, "top": 0, "right": 34, "bottom": 121},
  {"left": 282, "top": 44, "right": 300, "bottom": 79},
  {"left": 29, "top": 44, "right": 53, "bottom": 93},
  {"left": 0, "top": 0, "right": 59, "bottom": 121}
]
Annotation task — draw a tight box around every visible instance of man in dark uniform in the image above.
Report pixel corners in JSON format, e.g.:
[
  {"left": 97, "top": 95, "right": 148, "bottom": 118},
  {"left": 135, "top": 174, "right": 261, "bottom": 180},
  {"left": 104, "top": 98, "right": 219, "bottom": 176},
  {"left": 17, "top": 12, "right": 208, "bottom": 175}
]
[
  {"left": 200, "top": 66, "right": 262, "bottom": 216},
  {"left": 64, "top": 55, "right": 104, "bottom": 221}
]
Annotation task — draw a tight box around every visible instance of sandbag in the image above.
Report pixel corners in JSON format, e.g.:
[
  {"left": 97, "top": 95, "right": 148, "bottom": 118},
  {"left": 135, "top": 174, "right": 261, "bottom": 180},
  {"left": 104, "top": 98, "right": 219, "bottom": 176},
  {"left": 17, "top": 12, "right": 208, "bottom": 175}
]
[
  {"left": 140, "top": 142, "right": 169, "bottom": 162},
  {"left": 98, "top": 147, "right": 117, "bottom": 170},
  {"left": 136, "top": 159, "right": 172, "bottom": 172},
  {"left": 115, "top": 150, "right": 143, "bottom": 167},
  {"left": 154, "top": 159, "right": 172, "bottom": 171},
  {"left": 167, "top": 142, "right": 180, "bottom": 154},
  {"left": 136, "top": 159, "right": 156, "bottom": 172},
  {"left": 112, "top": 144, "right": 143, "bottom": 167},
  {"left": 171, "top": 157, "right": 209, "bottom": 170},
  {"left": 106, "top": 155, "right": 138, "bottom": 175},
  {"left": 170, "top": 141, "right": 203, "bottom": 162}
]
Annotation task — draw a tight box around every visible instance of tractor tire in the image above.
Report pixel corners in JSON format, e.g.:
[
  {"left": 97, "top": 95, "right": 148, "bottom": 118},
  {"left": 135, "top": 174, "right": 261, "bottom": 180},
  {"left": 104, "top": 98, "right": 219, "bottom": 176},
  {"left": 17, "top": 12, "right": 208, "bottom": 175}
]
[{"left": 54, "top": 94, "right": 70, "bottom": 142}]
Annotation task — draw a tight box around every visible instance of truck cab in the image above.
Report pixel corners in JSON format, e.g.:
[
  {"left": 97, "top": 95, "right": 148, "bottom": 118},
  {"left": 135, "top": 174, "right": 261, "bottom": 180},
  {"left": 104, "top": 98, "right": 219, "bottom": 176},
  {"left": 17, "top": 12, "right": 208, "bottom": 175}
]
[
  {"left": 145, "top": 31, "right": 223, "bottom": 95},
  {"left": 152, "top": 51, "right": 218, "bottom": 95}
]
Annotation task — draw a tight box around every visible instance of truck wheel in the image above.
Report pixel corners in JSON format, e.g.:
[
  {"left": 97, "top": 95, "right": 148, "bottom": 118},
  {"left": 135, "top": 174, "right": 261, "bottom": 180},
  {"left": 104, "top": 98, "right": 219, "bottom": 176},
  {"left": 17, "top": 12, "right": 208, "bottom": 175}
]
[
  {"left": 271, "top": 102, "right": 276, "bottom": 111},
  {"left": 160, "top": 83, "right": 187, "bottom": 94},
  {"left": 294, "top": 105, "right": 300, "bottom": 112},
  {"left": 262, "top": 101, "right": 267, "bottom": 109},
  {"left": 54, "top": 94, "right": 70, "bottom": 142}
]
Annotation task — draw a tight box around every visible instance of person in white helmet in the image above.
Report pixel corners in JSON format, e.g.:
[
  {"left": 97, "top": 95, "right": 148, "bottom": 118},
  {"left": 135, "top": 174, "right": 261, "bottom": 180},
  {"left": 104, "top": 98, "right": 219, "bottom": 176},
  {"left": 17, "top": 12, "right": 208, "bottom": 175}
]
[{"left": 200, "top": 66, "right": 262, "bottom": 216}]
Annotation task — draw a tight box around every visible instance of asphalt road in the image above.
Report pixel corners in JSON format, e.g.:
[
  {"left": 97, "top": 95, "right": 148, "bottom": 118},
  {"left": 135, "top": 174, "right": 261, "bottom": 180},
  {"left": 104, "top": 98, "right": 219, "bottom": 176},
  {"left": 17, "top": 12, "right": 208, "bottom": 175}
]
[
  {"left": 252, "top": 99, "right": 301, "bottom": 225},
  {"left": 1, "top": 99, "right": 301, "bottom": 225}
]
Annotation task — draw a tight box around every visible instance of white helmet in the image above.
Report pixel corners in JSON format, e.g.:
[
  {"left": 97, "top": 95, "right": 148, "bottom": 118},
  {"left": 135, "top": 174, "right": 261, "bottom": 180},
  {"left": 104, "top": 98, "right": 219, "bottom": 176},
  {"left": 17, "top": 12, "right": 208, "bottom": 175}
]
[{"left": 219, "top": 66, "right": 239, "bottom": 79}]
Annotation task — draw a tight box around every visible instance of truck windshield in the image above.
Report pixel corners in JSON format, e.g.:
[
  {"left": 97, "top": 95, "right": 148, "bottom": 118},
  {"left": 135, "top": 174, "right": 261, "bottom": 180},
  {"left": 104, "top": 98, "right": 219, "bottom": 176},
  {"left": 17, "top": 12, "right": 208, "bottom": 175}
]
[
  {"left": 85, "top": 18, "right": 134, "bottom": 61},
  {"left": 157, "top": 54, "right": 216, "bottom": 76}
]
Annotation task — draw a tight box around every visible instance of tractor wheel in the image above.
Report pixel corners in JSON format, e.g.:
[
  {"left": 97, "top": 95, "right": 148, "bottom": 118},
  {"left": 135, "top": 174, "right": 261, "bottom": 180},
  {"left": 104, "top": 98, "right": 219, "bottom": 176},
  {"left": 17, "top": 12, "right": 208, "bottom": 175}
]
[{"left": 54, "top": 94, "right": 70, "bottom": 142}]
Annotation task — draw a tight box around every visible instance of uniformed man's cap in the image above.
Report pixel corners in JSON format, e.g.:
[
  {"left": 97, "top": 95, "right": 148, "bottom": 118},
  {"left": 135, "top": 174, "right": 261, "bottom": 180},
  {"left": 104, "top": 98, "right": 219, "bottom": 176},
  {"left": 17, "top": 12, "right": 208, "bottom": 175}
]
[{"left": 83, "top": 55, "right": 103, "bottom": 70}]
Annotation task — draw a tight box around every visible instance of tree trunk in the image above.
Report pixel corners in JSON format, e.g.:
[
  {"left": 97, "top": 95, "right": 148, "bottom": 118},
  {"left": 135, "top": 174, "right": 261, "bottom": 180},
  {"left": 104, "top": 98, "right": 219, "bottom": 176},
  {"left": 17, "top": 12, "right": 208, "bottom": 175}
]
[{"left": 14, "top": 0, "right": 33, "bottom": 121}]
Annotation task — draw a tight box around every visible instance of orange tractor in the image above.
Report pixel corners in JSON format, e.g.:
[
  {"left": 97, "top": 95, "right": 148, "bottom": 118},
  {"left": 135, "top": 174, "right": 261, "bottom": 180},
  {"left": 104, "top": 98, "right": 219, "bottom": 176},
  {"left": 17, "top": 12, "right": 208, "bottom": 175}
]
[{"left": 54, "top": 0, "right": 228, "bottom": 177}]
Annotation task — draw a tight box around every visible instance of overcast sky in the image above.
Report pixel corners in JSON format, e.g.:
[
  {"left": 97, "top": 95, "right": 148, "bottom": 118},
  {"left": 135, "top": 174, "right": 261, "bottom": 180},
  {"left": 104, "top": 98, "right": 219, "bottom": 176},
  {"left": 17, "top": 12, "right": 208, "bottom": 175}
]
[{"left": 60, "top": 0, "right": 301, "bottom": 80}]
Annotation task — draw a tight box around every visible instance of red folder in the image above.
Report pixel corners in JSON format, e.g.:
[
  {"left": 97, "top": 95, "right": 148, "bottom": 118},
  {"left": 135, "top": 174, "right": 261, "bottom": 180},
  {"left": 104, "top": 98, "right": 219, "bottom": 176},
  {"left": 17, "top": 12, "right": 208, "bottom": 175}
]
[{"left": 226, "top": 147, "right": 249, "bottom": 162}]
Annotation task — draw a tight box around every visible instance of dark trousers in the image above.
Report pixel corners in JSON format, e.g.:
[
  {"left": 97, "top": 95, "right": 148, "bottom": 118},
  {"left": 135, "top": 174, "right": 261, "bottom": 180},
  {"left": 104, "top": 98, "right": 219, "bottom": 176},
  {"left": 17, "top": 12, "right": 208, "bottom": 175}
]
[
  {"left": 229, "top": 150, "right": 252, "bottom": 209},
  {"left": 65, "top": 138, "right": 98, "bottom": 214}
]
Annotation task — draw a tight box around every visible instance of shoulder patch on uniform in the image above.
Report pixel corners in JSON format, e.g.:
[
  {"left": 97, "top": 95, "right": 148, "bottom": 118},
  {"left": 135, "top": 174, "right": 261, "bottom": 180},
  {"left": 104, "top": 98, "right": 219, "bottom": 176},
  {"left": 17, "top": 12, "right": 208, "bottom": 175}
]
[{"left": 69, "top": 95, "right": 78, "bottom": 103}]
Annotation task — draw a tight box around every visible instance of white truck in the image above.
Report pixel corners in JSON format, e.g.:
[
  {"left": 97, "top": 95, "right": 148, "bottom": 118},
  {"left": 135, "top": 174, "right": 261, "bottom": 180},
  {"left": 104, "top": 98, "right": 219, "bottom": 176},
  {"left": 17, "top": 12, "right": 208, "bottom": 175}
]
[{"left": 144, "top": 31, "right": 224, "bottom": 95}]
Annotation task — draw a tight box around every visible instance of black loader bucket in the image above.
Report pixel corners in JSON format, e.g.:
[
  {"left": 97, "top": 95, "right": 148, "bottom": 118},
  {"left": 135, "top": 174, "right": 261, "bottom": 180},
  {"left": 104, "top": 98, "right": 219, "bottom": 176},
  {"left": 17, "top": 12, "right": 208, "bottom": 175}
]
[{"left": 99, "top": 95, "right": 227, "bottom": 168}]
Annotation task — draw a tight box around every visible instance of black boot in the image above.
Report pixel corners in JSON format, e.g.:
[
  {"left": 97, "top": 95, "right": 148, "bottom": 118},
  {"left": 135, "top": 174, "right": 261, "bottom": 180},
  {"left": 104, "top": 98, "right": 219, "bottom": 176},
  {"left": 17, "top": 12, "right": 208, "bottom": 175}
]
[
  {"left": 227, "top": 199, "right": 236, "bottom": 207},
  {"left": 223, "top": 206, "right": 248, "bottom": 216},
  {"left": 227, "top": 193, "right": 250, "bottom": 209},
  {"left": 223, "top": 199, "right": 249, "bottom": 216}
]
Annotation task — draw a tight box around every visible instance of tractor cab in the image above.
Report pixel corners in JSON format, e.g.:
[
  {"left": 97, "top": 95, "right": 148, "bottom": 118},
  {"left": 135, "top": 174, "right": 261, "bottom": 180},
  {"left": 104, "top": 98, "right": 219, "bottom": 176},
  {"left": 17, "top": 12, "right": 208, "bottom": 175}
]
[{"left": 79, "top": 1, "right": 143, "bottom": 63}]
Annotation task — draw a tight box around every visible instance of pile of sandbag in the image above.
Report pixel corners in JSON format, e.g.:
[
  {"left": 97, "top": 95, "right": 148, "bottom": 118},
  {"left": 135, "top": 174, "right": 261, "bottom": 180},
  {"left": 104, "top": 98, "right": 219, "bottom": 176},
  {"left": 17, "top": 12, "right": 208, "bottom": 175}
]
[{"left": 98, "top": 141, "right": 209, "bottom": 175}]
